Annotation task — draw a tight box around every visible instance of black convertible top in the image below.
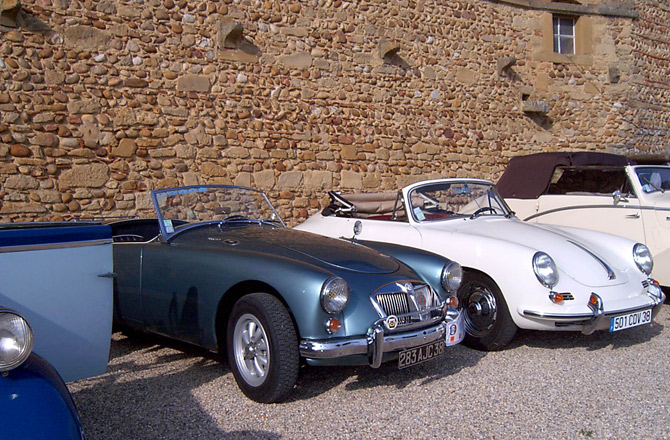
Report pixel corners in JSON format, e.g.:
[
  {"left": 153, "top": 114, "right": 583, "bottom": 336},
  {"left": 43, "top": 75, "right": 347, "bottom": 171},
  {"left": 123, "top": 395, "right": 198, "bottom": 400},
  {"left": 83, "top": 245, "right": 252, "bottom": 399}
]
[{"left": 496, "top": 152, "right": 631, "bottom": 199}]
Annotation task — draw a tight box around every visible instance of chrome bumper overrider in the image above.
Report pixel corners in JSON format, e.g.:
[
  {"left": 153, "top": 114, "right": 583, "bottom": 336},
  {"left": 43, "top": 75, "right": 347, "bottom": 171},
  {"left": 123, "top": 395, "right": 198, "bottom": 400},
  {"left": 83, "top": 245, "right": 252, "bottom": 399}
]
[
  {"left": 299, "top": 318, "right": 451, "bottom": 369},
  {"left": 522, "top": 285, "right": 665, "bottom": 335}
]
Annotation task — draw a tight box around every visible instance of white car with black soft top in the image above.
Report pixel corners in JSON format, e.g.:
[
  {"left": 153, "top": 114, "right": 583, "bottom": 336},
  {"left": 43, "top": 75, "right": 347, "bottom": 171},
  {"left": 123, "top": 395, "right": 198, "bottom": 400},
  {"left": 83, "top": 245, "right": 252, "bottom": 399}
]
[{"left": 297, "top": 178, "right": 665, "bottom": 351}]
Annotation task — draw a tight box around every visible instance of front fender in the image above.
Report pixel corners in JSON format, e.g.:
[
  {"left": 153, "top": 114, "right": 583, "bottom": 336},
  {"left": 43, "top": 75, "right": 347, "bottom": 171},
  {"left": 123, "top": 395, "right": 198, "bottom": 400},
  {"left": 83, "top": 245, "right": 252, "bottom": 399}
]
[{"left": 2, "top": 353, "right": 84, "bottom": 440}]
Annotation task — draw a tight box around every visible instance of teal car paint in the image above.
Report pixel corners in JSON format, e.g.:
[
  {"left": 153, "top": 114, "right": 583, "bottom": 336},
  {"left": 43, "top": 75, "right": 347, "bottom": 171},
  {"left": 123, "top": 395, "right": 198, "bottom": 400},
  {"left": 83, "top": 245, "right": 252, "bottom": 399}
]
[{"left": 112, "top": 185, "right": 464, "bottom": 403}]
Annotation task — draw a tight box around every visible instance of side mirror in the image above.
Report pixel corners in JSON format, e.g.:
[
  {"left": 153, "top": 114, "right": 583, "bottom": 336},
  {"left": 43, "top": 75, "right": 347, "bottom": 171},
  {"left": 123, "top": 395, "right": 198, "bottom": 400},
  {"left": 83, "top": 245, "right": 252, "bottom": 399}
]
[{"left": 612, "top": 190, "right": 628, "bottom": 204}]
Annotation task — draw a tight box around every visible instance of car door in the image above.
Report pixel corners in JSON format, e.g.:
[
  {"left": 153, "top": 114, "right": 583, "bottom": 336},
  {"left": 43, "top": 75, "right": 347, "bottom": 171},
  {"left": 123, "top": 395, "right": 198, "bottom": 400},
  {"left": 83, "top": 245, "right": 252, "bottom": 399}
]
[
  {"left": 531, "top": 193, "right": 646, "bottom": 244},
  {"left": 1, "top": 224, "right": 113, "bottom": 382},
  {"left": 139, "top": 239, "right": 223, "bottom": 347}
]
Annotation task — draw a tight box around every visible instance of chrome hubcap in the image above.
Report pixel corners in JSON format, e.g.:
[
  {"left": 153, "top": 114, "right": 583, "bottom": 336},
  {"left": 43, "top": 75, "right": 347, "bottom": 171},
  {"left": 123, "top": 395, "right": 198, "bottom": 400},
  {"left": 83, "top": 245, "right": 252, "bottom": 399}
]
[
  {"left": 233, "top": 314, "right": 269, "bottom": 387},
  {"left": 463, "top": 285, "right": 497, "bottom": 337}
]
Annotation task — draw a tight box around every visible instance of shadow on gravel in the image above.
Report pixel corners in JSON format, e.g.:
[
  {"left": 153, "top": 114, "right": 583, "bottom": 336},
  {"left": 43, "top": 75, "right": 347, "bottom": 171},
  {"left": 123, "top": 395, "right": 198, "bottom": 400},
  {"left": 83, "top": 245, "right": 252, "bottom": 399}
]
[
  {"left": 285, "top": 344, "right": 485, "bottom": 403},
  {"left": 71, "top": 332, "right": 280, "bottom": 440},
  {"left": 513, "top": 319, "right": 664, "bottom": 351}
]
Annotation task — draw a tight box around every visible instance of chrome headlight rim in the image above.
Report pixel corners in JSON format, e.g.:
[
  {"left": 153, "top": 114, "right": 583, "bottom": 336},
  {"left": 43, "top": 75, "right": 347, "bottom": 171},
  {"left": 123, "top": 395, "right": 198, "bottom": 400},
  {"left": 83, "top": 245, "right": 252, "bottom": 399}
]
[
  {"left": 320, "top": 277, "right": 350, "bottom": 314},
  {"left": 0, "top": 310, "right": 34, "bottom": 372},
  {"left": 441, "top": 261, "right": 463, "bottom": 293},
  {"left": 633, "top": 243, "right": 653, "bottom": 275},
  {"left": 532, "top": 252, "right": 559, "bottom": 289}
]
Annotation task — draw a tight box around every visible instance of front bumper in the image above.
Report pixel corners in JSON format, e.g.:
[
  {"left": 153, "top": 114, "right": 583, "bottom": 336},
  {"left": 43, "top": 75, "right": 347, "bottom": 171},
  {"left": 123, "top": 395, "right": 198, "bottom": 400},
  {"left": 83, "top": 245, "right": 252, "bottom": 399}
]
[
  {"left": 522, "top": 283, "right": 665, "bottom": 335},
  {"left": 299, "top": 310, "right": 462, "bottom": 368}
]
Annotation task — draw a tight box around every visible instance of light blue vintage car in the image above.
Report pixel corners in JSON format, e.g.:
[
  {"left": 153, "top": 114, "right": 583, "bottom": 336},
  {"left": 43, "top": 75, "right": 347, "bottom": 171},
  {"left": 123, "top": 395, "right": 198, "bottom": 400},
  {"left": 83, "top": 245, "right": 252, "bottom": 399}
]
[
  {"left": 111, "top": 185, "right": 464, "bottom": 403},
  {"left": 0, "top": 222, "right": 114, "bottom": 439}
]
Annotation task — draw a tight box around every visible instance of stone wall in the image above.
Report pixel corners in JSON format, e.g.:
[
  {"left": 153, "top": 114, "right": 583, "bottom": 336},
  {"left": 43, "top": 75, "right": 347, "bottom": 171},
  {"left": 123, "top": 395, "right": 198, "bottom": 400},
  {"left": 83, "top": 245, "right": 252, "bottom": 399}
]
[
  {"left": 0, "top": 0, "right": 668, "bottom": 225},
  {"left": 630, "top": 0, "right": 670, "bottom": 153}
]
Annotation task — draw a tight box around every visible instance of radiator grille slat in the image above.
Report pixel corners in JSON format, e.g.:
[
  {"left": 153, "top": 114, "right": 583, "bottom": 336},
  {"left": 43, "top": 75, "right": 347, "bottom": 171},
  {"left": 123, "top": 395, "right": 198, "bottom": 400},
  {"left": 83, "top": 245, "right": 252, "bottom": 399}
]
[{"left": 376, "top": 292, "right": 410, "bottom": 315}]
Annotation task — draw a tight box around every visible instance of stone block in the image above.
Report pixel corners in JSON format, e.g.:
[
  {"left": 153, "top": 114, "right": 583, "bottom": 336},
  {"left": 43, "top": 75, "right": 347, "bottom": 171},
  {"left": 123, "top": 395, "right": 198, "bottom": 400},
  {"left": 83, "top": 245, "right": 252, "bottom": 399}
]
[
  {"left": 64, "top": 25, "right": 111, "bottom": 50},
  {"left": 113, "top": 138, "right": 137, "bottom": 157},
  {"left": 277, "top": 171, "right": 303, "bottom": 189},
  {"left": 341, "top": 170, "right": 362, "bottom": 189},
  {"left": 200, "top": 162, "right": 226, "bottom": 177},
  {"left": 59, "top": 163, "right": 110, "bottom": 188},
  {"left": 279, "top": 52, "right": 312, "bottom": 69},
  {"left": 175, "top": 144, "right": 197, "bottom": 159},
  {"left": 456, "top": 67, "right": 478, "bottom": 85},
  {"left": 253, "top": 169, "right": 275, "bottom": 190},
  {"left": 340, "top": 145, "right": 358, "bottom": 160},
  {"left": 304, "top": 170, "right": 332, "bottom": 190},
  {"left": 177, "top": 75, "right": 211, "bottom": 93},
  {"left": 4, "top": 174, "right": 39, "bottom": 190},
  {"left": 68, "top": 99, "right": 102, "bottom": 115}
]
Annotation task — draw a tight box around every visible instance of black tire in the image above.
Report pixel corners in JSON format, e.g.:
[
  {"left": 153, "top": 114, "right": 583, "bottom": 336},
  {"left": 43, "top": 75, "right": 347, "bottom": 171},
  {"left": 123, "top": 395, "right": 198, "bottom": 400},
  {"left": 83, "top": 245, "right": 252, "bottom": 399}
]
[
  {"left": 226, "top": 293, "right": 299, "bottom": 403},
  {"left": 457, "top": 272, "right": 517, "bottom": 351}
]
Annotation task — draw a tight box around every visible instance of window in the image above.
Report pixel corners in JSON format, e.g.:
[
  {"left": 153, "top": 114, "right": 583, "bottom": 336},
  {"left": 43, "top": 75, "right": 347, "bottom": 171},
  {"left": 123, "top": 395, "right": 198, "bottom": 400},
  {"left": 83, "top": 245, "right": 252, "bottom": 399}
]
[{"left": 553, "top": 15, "right": 576, "bottom": 54}]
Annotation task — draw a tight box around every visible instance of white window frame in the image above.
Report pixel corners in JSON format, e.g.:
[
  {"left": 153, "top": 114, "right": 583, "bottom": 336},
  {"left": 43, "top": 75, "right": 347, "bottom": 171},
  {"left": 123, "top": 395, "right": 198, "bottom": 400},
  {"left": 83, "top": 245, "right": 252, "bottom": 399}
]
[{"left": 553, "top": 15, "right": 576, "bottom": 55}]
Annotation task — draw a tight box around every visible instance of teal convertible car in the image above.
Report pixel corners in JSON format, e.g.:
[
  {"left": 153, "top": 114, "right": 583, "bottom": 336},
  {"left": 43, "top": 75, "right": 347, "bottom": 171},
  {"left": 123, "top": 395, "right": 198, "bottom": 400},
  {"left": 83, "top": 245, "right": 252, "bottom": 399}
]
[{"left": 111, "top": 185, "right": 464, "bottom": 403}]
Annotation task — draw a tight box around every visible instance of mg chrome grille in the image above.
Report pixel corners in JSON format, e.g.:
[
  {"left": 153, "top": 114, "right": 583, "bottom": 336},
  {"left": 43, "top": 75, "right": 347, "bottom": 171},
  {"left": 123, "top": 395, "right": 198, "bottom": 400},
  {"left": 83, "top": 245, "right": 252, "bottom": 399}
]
[
  {"left": 376, "top": 292, "right": 411, "bottom": 316},
  {"left": 642, "top": 280, "right": 650, "bottom": 288},
  {"left": 371, "top": 283, "right": 443, "bottom": 331}
]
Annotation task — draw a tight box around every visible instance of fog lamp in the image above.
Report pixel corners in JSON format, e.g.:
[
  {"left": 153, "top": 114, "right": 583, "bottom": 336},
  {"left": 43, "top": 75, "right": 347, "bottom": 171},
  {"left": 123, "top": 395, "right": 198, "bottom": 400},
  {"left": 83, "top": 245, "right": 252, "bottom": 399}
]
[{"left": 325, "top": 318, "right": 342, "bottom": 334}]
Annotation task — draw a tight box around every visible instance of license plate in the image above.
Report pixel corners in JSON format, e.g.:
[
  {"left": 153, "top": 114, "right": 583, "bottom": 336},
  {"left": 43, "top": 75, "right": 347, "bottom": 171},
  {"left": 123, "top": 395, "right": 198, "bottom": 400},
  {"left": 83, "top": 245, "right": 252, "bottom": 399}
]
[
  {"left": 609, "top": 309, "right": 652, "bottom": 332},
  {"left": 398, "top": 340, "right": 445, "bottom": 369}
]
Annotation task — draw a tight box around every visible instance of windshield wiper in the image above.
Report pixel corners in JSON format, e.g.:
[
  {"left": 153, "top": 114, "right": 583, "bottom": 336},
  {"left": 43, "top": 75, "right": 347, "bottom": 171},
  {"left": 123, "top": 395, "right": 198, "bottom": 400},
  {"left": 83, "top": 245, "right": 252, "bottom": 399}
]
[{"left": 642, "top": 177, "right": 665, "bottom": 193}]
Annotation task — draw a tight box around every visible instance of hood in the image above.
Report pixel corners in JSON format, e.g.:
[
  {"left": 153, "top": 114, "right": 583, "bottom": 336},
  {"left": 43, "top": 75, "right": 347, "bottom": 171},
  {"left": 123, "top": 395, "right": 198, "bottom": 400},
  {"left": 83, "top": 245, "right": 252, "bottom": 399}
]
[
  {"left": 423, "top": 217, "right": 628, "bottom": 287},
  {"left": 176, "top": 224, "right": 399, "bottom": 274}
]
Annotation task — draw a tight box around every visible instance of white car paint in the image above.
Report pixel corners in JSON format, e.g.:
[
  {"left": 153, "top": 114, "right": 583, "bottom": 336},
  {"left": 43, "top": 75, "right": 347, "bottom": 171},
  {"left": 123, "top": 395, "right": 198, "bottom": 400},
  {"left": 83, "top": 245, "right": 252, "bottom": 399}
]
[
  {"left": 506, "top": 165, "right": 670, "bottom": 287},
  {"left": 297, "top": 178, "right": 665, "bottom": 350}
]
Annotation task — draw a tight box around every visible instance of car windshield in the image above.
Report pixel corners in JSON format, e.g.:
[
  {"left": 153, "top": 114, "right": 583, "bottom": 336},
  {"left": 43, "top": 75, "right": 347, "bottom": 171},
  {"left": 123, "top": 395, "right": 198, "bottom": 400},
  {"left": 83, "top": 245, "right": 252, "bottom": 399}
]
[
  {"left": 634, "top": 167, "right": 670, "bottom": 193},
  {"left": 407, "top": 181, "right": 512, "bottom": 222},
  {"left": 153, "top": 185, "right": 285, "bottom": 237}
]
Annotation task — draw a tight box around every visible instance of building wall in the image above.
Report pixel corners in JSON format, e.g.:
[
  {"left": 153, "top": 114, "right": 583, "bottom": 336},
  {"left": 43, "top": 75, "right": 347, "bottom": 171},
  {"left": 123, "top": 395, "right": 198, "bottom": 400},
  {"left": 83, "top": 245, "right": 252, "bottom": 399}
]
[{"left": 0, "top": 0, "right": 667, "bottom": 224}]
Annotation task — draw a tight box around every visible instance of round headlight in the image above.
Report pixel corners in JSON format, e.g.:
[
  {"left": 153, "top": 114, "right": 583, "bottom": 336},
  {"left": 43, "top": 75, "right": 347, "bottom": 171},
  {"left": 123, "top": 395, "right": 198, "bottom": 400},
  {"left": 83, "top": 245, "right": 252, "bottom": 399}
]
[
  {"left": 320, "top": 277, "right": 349, "bottom": 314},
  {"left": 533, "top": 252, "right": 559, "bottom": 288},
  {"left": 441, "top": 261, "right": 463, "bottom": 292},
  {"left": 633, "top": 243, "right": 653, "bottom": 275},
  {"left": 0, "top": 311, "right": 34, "bottom": 372}
]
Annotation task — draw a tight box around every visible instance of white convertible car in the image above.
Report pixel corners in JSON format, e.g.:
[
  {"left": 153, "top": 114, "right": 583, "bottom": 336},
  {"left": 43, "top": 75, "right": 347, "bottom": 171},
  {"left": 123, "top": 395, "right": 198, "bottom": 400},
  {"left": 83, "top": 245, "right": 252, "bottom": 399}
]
[
  {"left": 497, "top": 152, "right": 670, "bottom": 289},
  {"left": 296, "top": 178, "right": 665, "bottom": 350}
]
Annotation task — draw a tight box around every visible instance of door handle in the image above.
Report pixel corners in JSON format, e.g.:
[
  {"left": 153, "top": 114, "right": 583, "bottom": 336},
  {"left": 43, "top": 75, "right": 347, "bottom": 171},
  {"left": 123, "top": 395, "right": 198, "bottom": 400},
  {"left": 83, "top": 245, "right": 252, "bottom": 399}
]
[
  {"left": 98, "top": 272, "right": 117, "bottom": 278},
  {"left": 625, "top": 212, "right": 640, "bottom": 219}
]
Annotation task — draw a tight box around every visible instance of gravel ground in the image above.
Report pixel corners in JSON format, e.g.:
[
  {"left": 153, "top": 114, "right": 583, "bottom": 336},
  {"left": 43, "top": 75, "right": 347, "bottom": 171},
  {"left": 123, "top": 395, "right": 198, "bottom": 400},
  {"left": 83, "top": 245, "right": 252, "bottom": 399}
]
[{"left": 69, "top": 305, "right": 670, "bottom": 440}]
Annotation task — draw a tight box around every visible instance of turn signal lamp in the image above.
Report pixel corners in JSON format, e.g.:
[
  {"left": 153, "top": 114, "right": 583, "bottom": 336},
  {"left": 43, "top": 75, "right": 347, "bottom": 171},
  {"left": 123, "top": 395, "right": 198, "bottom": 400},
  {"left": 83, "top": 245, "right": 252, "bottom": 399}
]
[
  {"left": 325, "top": 318, "right": 342, "bottom": 334},
  {"left": 447, "top": 296, "right": 459, "bottom": 308},
  {"left": 549, "top": 292, "right": 564, "bottom": 304}
]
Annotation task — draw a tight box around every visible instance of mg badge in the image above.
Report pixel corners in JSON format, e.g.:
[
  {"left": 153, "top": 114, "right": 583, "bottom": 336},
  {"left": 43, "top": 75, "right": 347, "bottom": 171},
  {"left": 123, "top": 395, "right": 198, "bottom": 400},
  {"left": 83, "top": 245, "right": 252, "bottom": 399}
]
[
  {"left": 385, "top": 315, "right": 398, "bottom": 330},
  {"left": 417, "top": 292, "right": 426, "bottom": 307}
]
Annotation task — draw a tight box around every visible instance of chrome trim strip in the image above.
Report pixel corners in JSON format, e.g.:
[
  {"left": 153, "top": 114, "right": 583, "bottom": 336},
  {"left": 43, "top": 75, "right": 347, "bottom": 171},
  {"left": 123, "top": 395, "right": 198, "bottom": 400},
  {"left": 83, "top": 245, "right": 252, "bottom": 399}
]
[
  {"left": 522, "top": 297, "right": 663, "bottom": 321},
  {"left": 0, "top": 238, "right": 112, "bottom": 254},
  {"left": 523, "top": 204, "right": 669, "bottom": 221},
  {"left": 299, "top": 321, "right": 447, "bottom": 361},
  {"left": 568, "top": 240, "right": 616, "bottom": 280}
]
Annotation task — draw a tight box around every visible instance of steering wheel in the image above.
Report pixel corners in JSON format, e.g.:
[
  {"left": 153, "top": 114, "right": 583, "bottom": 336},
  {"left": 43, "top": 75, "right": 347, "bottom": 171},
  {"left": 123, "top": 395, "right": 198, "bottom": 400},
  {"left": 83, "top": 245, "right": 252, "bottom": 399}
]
[{"left": 470, "top": 207, "right": 498, "bottom": 219}]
